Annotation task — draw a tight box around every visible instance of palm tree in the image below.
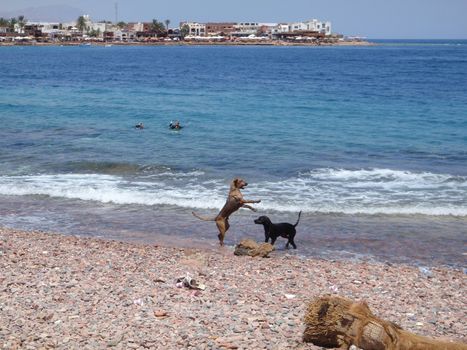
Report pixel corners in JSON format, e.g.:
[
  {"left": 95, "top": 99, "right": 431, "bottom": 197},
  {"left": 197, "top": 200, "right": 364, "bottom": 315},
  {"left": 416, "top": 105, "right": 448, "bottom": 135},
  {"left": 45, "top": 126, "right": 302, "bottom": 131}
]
[
  {"left": 164, "top": 19, "right": 170, "bottom": 31},
  {"left": 9, "top": 17, "right": 17, "bottom": 32},
  {"left": 89, "top": 28, "right": 101, "bottom": 38},
  {"left": 180, "top": 24, "right": 189, "bottom": 39},
  {"left": 17, "top": 15, "right": 26, "bottom": 33},
  {"left": 151, "top": 19, "right": 165, "bottom": 36},
  {"left": 76, "top": 15, "right": 87, "bottom": 33},
  {"left": 0, "top": 17, "right": 9, "bottom": 27}
]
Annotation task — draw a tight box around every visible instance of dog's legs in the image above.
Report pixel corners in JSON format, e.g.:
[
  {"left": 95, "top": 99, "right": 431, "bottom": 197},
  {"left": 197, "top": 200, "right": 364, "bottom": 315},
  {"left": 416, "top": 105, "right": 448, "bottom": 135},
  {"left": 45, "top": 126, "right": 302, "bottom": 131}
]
[
  {"left": 270, "top": 237, "right": 277, "bottom": 246},
  {"left": 242, "top": 204, "right": 257, "bottom": 212},
  {"left": 215, "top": 218, "right": 229, "bottom": 246},
  {"left": 289, "top": 235, "right": 297, "bottom": 249},
  {"left": 242, "top": 199, "right": 261, "bottom": 204},
  {"left": 264, "top": 234, "right": 270, "bottom": 243}
]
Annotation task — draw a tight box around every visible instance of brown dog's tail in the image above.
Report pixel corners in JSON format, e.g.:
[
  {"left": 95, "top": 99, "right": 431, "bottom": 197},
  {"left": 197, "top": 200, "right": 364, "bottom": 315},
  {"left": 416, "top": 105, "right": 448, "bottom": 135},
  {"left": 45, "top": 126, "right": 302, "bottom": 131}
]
[
  {"left": 294, "top": 211, "right": 302, "bottom": 227},
  {"left": 192, "top": 211, "right": 217, "bottom": 221}
]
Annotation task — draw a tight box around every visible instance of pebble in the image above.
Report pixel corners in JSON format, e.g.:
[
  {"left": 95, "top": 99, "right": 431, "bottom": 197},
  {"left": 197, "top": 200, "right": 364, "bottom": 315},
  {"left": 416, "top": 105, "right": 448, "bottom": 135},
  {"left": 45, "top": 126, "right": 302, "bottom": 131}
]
[
  {"left": 0, "top": 227, "right": 465, "bottom": 350},
  {"left": 154, "top": 310, "right": 168, "bottom": 318},
  {"left": 284, "top": 293, "right": 296, "bottom": 299}
]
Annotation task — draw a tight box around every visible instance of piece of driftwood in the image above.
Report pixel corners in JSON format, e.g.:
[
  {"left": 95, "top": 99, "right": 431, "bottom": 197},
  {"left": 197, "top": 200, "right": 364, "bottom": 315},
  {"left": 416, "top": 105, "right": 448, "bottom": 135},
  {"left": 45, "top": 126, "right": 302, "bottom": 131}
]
[
  {"left": 234, "top": 239, "right": 274, "bottom": 258},
  {"left": 303, "top": 296, "right": 467, "bottom": 350}
]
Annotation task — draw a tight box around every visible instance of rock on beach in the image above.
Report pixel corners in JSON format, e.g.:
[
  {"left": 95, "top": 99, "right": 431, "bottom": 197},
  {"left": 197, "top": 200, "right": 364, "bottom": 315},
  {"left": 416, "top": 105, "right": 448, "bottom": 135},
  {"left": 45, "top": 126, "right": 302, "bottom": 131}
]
[{"left": 0, "top": 227, "right": 465, "bottom": 349}]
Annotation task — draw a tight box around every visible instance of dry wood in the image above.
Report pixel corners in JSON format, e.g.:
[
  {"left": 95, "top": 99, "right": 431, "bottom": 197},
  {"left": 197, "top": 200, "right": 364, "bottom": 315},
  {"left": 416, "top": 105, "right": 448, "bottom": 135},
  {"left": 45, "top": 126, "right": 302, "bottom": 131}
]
[{"left": 303, "top": 296, "right": 467, "bottom": 350}]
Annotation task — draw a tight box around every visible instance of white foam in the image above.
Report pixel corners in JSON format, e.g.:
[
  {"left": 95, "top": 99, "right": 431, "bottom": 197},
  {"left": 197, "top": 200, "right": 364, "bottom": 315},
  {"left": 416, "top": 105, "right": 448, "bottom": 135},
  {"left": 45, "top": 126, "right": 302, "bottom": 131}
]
[
  {"left": 0, "top": 168, "right": 466, "bottom": 216},
  {"left": 0, "top": 174, "right": 225, "bottom": 209}
]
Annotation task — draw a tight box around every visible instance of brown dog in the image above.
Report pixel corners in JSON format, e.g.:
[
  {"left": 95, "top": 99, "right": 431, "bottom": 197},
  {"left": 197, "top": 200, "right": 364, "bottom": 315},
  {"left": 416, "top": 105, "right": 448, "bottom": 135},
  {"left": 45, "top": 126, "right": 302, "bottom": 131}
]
[{"left": 192, "top": 178, "right": 261, "bottom": 246}]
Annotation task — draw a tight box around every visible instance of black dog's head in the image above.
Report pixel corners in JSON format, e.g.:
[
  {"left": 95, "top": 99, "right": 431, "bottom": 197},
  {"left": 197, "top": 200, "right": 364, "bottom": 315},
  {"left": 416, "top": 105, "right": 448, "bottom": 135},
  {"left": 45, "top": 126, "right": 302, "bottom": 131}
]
[{"left": 254, "top": 216, "right": 271, "bottom": 225}]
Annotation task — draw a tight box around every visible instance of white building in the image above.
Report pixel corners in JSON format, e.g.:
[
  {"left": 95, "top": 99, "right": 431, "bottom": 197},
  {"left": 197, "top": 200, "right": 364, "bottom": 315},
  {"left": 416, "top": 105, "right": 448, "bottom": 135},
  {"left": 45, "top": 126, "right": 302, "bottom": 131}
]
[
  {"left": 233, "top": 22, "right": 277, "bottom": 36},
  {"left": 89, "top": 22, "right": 108, "bottom": 33},
  {"left": 26, "top": 22, "right": 61, "bottom": 34},
  {"left": 79, "top": 15, "right": 113, "bottom": 36},
  {"left": 272, "top": 19, "right": 332, "bottom": 36},
  {"left": 272, "top": 23, "right": 289, "bottom": 34},
  {"left": 131, "top": 22, "right": 145, "bottom": 32},
  {"left": 114, "top": 30, "right": 136, "bottom": 41},
  {"left": 181, "top": 22, "right": 206, "bottom": 36},
  {"left": 288, "top": 22, "right": 308, "bottom": 32},
  {"left": 303, "top": 19, "right": 332, "bottom": 35}
]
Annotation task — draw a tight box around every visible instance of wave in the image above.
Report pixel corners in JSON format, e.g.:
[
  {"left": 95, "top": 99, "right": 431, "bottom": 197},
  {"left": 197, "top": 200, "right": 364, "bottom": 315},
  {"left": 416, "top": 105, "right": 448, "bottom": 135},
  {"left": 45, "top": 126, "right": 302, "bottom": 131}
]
[
  {"left": 0, "top": 168, "right": 466, "bottom": 216},
  {"left": 53, "top": 161, "right": 205, "bottom": 177}
]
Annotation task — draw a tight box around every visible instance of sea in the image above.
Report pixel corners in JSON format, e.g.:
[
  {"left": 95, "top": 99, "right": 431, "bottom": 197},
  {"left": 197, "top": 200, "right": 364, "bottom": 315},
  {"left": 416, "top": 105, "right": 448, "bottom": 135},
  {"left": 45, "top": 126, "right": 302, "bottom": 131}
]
[{"left": 1, "top": 40, "right": 466, "bottom": 267}]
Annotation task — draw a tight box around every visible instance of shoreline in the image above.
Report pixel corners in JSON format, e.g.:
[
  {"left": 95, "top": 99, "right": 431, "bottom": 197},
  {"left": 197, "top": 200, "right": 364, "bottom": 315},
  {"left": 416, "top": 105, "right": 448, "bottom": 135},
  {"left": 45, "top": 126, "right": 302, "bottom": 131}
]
[
  {"left": 1, "top": 227, "right": 465, "bottom": 349},
  {"left": 2, "top": 193, "right": 466, "bottom": 268},
  {"left": 0, "top": 40, "right": 375, "bottom": 47}
]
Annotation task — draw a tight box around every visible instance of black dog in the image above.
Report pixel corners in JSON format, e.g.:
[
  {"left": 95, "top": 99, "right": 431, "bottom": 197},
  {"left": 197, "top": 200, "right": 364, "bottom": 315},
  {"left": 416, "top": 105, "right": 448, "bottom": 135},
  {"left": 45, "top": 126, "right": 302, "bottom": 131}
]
[{"left": 254, "top": 211, "right": 301, "bottom": 249}]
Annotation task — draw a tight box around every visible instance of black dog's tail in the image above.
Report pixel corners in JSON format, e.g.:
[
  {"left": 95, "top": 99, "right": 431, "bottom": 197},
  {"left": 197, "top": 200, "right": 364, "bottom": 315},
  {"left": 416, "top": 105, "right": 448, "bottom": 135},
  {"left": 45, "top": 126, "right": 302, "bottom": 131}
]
[
  {"left": 294, "top": 211, "right": 302, "bottom": 227},
  {"left": 192, "top": 211, "right": 217, "bottom": 221}
]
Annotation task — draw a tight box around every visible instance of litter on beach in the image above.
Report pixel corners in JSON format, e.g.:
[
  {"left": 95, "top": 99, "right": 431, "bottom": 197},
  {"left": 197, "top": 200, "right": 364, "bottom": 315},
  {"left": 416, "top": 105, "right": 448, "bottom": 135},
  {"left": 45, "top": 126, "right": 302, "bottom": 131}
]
[{"left": 176, "top": 274, "right": 206, "bottom": 290}]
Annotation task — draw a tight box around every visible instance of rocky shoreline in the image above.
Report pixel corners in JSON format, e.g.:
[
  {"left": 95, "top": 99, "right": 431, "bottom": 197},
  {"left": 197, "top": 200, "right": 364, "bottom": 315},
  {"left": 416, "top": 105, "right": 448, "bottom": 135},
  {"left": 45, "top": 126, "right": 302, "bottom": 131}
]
[{"left": 0, "top": 227, "right": 465, "bottom": 349}]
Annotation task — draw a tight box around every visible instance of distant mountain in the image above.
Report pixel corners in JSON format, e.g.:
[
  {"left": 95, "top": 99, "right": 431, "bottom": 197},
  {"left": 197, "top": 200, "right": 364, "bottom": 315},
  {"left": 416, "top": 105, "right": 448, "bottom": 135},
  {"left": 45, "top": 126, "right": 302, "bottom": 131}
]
[{"left": 0, "top": 4, "right": 84, "bottom": 22}]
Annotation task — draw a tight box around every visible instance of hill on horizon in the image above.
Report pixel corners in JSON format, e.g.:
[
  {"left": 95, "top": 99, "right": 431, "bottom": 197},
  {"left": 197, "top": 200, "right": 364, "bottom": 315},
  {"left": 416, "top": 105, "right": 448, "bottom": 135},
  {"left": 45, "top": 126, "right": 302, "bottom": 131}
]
[{"left": 0, "top": 4, "right": 85, "bottom": 23}]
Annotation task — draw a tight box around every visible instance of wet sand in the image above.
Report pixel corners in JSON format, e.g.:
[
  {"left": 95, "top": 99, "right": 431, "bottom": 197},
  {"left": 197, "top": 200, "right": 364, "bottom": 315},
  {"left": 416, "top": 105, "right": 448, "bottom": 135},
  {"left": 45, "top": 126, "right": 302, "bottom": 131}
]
[
  {"left": 1, "top": 227, "right": 465, "bottom": 349},
  {"left": 1, "top": 195, "right": 465, "bottom": 267}
]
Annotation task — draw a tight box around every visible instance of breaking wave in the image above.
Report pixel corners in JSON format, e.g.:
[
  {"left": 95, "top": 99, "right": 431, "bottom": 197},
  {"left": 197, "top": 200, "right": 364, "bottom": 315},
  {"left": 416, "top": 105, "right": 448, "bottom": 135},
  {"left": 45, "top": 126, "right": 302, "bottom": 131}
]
[
  {"left": 51, "top": 161, "right": 205, "bottom": 178},
  {"left": 0, "top": 168, "right": 466, "bottom": 216}
]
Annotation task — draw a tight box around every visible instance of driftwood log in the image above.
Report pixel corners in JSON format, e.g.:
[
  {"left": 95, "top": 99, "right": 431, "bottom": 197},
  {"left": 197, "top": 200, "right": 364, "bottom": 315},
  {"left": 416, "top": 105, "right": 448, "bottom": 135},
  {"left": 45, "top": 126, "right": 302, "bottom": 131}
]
[
  {"left": 234, "top": 239, "right": 274, "bottom": 258},
  {"left": 303, "top": 296, "right": 466, "bottom": 350}
]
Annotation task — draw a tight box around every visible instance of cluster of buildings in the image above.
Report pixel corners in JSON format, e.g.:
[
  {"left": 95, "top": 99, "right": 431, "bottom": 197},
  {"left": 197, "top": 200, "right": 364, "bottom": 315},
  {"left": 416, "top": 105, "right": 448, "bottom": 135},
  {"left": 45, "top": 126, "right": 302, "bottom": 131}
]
[
  {"left": 181, "top": 19, "right": 332, "bottom": 41},
  {"left": 0, "top": 15, "right": 340, "bottom": 44}
]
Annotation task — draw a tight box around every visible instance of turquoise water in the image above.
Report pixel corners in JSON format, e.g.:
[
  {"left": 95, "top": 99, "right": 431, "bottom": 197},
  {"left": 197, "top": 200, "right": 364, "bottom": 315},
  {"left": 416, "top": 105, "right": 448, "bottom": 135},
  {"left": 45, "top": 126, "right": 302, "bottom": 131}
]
[{"left": 1, "top": 42, "right": 466, "bottom": 265}]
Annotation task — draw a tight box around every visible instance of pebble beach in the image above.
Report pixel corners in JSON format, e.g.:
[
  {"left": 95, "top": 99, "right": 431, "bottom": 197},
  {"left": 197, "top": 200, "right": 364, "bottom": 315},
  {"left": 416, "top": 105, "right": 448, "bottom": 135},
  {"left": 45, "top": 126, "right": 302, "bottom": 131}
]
[{"left": 1, "top": 227, "right": 465, "bottom": 349}]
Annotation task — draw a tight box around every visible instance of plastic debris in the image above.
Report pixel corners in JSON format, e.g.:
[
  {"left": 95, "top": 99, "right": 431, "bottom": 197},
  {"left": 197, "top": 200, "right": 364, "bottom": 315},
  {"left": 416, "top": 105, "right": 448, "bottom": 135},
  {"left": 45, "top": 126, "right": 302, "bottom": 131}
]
[
  {"left": 176, "top": 274, "right": 206, "bottom": 290},
  {"left": 419, "top": 267, "right": 433, "bottom": 278}
]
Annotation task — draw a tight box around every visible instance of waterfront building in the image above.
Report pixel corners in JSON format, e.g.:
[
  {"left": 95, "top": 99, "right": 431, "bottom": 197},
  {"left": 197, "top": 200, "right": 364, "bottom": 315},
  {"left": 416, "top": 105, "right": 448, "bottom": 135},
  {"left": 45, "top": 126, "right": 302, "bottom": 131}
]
[
  {"left": 114, "top": 29, "right": 136, "bottom": 41},
  {"left": 232, "top": 22, "right": 256, "bottom": 36},
  {"left": 303, "top": 19, "right": 332, "bottom": 35},
  {"left": 25, "top": 22, "right": 61, "bottom": 34},
  {"left": 180, "top": 22, "right": 206, "bottom": 36},
  {"left": 0, "top": 16, "right": 335, "bottom": 43},
  {"left": 288, "top": 22, "right": 308, "bottom": 32},
  {"left": 205, "top": 22, "right": 235, "bottom": 36},
  {"left": 129, "top": 22, "right": 152, "bottom": 32},
  {"left": 273, "top": 23, "right": 289, "bottom": 34},
  {"left": 89, "top": 22, "right": 108, "bottom": 34}
]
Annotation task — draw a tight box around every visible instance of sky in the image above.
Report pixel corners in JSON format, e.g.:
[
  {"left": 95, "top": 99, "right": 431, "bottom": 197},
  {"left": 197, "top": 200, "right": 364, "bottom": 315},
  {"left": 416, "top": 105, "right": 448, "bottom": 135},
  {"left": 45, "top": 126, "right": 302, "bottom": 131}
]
[{"left": 1, "top": 0, "right": 467, "bottom": 39}]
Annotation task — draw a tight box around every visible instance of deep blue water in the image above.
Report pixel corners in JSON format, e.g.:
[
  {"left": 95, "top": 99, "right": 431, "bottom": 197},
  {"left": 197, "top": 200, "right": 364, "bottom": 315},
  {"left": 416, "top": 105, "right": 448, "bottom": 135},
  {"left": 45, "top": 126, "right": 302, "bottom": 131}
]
[{"left": 1, "top": 41, "right": 466, "bottom": 266}]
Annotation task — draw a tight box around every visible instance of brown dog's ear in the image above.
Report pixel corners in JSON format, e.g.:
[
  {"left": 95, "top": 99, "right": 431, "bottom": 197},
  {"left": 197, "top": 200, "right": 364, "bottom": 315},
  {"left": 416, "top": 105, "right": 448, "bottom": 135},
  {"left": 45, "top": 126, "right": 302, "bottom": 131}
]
[{"left": 231, "top": 178, "right": 239, "bottom": 189}]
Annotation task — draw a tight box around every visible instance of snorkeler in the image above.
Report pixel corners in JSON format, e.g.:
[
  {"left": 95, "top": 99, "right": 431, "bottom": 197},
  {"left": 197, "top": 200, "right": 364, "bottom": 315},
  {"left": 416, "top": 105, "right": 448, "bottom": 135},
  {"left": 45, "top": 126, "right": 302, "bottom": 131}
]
[{"left": 169, "top": 120, "right": 182, "bottom": 129}]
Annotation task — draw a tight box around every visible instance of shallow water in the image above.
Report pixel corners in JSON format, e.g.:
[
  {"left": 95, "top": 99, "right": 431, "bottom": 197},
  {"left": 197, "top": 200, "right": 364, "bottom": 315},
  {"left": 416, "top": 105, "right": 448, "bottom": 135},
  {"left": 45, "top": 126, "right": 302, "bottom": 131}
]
[
  {"left": 1, "top": 41, "right": 466, "bottom": 266},
  {"left": 1, "top": 194, "right": 465, "bottom": 267}
]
